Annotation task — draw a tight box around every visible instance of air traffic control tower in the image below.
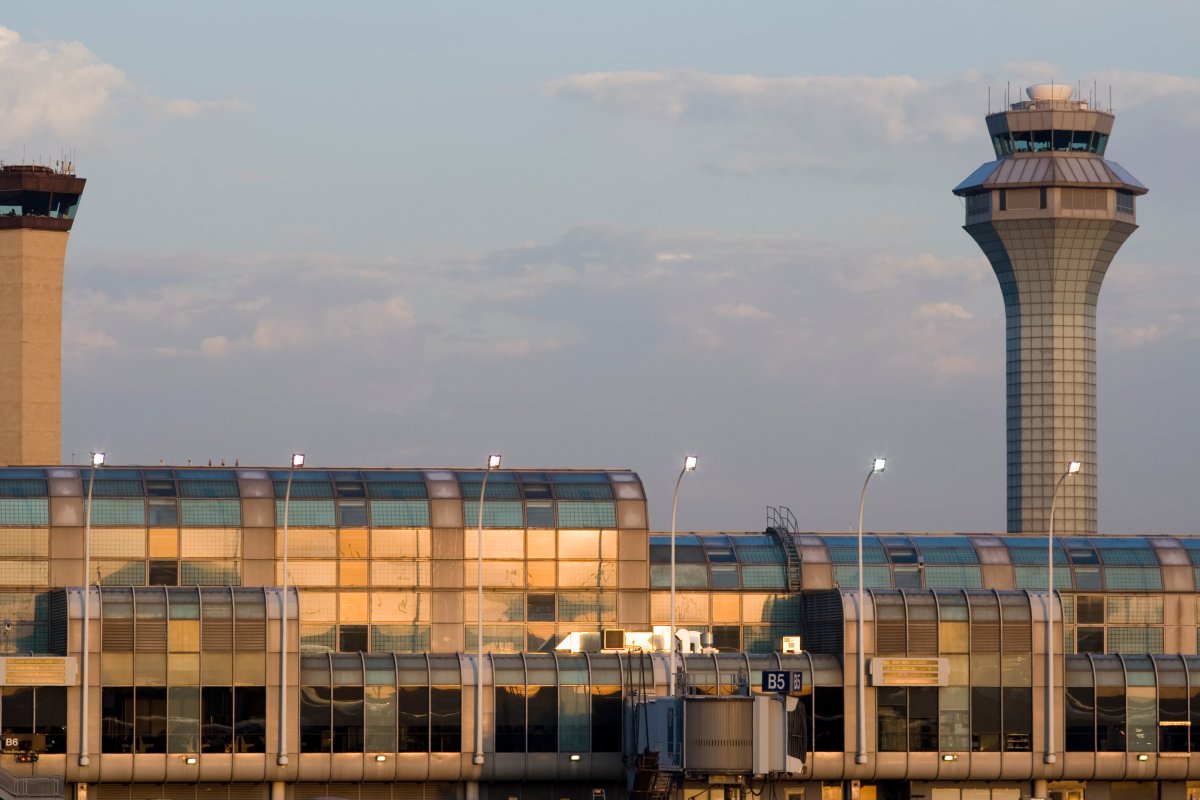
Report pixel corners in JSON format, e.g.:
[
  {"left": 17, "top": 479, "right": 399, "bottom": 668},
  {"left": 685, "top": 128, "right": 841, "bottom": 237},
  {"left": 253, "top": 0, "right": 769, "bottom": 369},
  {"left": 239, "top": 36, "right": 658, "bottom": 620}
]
[
  {"left": 0, "top": 163, "right": 85, "bottom": 466},
  {"left": 954, "top": 84, "right": 1147, "bottom": 536}
]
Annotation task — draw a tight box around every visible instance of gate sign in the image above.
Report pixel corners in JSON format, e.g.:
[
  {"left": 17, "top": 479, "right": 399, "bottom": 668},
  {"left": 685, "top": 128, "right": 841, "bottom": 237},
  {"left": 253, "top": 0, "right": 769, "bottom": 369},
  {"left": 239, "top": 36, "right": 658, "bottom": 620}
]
[{"left": 761, "top": 670, "right": 804, "bottom": 693}]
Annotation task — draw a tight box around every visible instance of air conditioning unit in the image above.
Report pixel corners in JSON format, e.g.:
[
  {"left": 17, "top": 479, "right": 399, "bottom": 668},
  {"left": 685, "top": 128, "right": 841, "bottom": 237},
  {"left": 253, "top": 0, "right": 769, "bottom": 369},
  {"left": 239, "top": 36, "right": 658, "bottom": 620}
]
[
  {"left": 781, "top": 636, "right": 803, "bottom": 654},
  {"left": 602, "top": 629, "right": 626, "bottom": 650}
]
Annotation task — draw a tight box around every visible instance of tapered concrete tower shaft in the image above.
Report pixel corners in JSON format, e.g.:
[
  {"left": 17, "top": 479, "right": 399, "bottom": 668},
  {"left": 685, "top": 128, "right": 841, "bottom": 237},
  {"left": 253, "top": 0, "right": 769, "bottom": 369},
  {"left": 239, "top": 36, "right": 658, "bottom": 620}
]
[
  {"left": 954, "top": 85, "right": 1146, "bottom": 536},
  {"left": 0, "top": 164, "right": 86, "bottom": 466}
]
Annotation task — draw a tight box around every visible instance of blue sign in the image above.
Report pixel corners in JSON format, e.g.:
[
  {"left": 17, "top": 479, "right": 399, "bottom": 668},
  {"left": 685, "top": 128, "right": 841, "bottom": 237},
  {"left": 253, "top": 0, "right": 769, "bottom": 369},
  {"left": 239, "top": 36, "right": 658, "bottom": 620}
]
[{"left": 761, "top": 670, "right": 804, "bottom": 693}]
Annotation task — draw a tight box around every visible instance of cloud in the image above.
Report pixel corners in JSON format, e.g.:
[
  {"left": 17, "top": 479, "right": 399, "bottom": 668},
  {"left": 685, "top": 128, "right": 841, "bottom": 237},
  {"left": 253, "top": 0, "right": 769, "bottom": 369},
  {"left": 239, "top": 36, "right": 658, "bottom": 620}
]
[
  {"left": 714, "top": 302, "right": 773, "bottom": 320},
  {"left": 0, "top": 27, "right": 126, "bottom": 143},
  {"left": 916, "top": 302, "right": 974, "bottom": 321},
  {"left": 1110, "top": 325, "right": 1164, "bottom": 349},
  {"left": 545, "top": 66, "right": 1200, "bottom": 175},
  {"left": 840, "top": 252, "right": 988, "bottom": 293},
  {"left": 0, "top": 26, "right": 247, "bottom": 148},
  {"left": 545, "top": 68, "right": 979, "bottom": 148},
  {"left": 151, "top": 98, "right": 252, "bottom": 118}
]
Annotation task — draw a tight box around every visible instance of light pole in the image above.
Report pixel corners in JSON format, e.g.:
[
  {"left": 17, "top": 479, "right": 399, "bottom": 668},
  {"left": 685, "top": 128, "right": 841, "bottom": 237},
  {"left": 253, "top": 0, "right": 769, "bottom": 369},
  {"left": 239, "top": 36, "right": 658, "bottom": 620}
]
[
  {"left": 1045, "top": 460, "right": 1080, "bottom": 766},
  {"left": 277, "top": 452, "right": 304, "bottom": 767},
  {"left": 856, "top": 457, "right": 886, "bottom": 766},
  {"left": 474, "top": 453, "right": 501, "bottom": 767},
  {"left": 79, "top": 451, "right": 104, "bottom": 768},
  {"left": 669, "top": 455, "right": 698, "bottom": 696}
]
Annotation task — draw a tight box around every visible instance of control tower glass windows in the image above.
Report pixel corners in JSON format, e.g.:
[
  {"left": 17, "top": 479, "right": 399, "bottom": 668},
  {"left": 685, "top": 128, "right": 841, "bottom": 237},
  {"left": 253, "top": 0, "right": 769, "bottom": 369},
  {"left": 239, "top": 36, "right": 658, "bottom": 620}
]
[
  {"left": 0, "top": 190, "right": 81, "bottom": 218},
  {"left": 991, "top": 131, "right": 1110, "bottom": 156}
]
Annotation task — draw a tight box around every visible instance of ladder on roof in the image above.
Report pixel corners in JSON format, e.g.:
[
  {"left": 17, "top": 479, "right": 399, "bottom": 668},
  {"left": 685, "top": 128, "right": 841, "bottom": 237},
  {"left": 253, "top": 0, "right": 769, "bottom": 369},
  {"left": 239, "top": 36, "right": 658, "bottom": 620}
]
[{"left": 766, "top": 508, "right": 803, "bottom": 592}]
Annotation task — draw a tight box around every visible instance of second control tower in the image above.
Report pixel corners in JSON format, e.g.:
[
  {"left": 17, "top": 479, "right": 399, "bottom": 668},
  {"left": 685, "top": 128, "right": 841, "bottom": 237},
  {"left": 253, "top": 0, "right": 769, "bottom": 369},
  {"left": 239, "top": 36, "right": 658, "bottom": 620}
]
[{"left": 954, "top": 84, "right": 1147, "bottom": 536}]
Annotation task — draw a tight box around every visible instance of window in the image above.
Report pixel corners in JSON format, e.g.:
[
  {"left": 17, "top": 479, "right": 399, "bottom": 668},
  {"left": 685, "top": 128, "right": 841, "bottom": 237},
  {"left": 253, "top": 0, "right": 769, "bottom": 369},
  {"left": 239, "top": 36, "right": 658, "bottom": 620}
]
[
  {"left": 1116, "top": 191, "right": 1135, "bottom": 214},
  {"left": 971, "top": 687, "right": 1001, "bottom": 751},
  {"left": 592, "top": 686, "right": 622, "bottom": 752},
  {"left": 528, "top": 594, "right": 555, "bottom": 622},
  {"left": 339, "top": 625, "right": 368, "bottom": 653},
  {"left": 966, "top": 192, "right": 990, "bottom": 215},
  {"left": 332, "top": 686, "right": 364, "bottom": 752},
  {"left": 429, "top": 686, "right": 461, "bottom": 752},
  {"left": 877, "top": 687, "right": 907, "bottom": 751},
  {"left": 1066, "top": 686, "right": 1095, "bottom": 751},
  {"left": 339, "top": 500, "right": 368, "bottom": 527},
  {"left": 0, "top": 690, "right": 65, "bottom": 758},
  {"left": 495, "top": 686, "right": 526, "bottom": 752},
  {"left": 812, "top": 686, "right": 844, "bottom": 752}
]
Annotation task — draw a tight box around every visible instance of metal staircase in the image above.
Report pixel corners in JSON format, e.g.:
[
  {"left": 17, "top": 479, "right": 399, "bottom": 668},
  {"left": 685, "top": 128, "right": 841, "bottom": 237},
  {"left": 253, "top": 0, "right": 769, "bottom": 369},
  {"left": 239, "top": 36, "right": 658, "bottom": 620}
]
[
  {"left": 629, "top": 750, "right": 675, "bottom": 800},
  {"left": 766, "top": 506, "right": 803, "bottom": 592}
]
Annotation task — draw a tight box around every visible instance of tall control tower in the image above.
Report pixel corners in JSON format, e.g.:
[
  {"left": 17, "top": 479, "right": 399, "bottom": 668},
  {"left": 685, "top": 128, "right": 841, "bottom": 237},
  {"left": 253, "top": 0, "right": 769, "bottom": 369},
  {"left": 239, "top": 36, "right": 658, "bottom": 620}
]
[
  {"left": 0, "top": 164, "right": 86, "bottom": 466},
  {"left": 954, "top": 84, "right": 1147, "bottom": 536}
]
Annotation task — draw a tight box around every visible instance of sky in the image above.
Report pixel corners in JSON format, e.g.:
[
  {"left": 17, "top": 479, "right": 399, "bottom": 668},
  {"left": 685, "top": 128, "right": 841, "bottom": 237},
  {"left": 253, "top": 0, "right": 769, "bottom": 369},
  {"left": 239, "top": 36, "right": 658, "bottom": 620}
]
[{"left": 2, "top": 2, "right": 1198, "bottom": 533}]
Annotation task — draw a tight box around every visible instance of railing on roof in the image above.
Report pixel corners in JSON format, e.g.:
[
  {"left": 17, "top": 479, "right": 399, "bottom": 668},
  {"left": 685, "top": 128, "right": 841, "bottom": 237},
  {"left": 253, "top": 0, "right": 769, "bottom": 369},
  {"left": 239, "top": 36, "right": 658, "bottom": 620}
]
[{"left": 0, "top": 763, "right": 63, "bottom": 800}]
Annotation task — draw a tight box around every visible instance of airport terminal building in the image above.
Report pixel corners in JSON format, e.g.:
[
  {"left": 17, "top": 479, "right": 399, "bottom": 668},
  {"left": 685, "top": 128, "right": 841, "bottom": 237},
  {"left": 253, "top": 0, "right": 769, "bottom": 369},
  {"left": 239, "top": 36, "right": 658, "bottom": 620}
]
[
  {"left": 0, "top": 465, "right": 1196, "bottom": 800},
  {"left": 0, "top": 83, "right": 1182, "bottom": 800}
]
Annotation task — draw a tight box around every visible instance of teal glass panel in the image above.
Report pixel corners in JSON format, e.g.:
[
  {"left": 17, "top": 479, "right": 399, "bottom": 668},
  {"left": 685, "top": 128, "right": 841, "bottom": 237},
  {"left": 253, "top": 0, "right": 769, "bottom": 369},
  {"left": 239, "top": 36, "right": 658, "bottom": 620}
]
[
  {"left": 741, "top": 565, "right": 787, "bottom": 589},
  {"left": 1014, "top": 566, "right": 1072, "bottom": 589},
  {"left": 90, "top": 480, "right": 144, "bottom": 497},
  {"left": 463, "top": 500, "right": 523, "bottom": 528},
  {"left": 549, "top": 473, "right": 608, "bottom": 483},
  {"left": 1006, "top": 538, "right": 1069, "bottom": 566},
  {"left": 275, "top": 500, "right": 334, "bottom": 527},
  {"left": 833, "top": 564, "right": 890, "bottom": 588},
  {"left": 99, "top": 561, "right": 146, "bottom": 586},
  {"left": 1104, "top": 568, "right": 1162, "bottom": 590},
  {"left": 459, "top": 482, "right": 522, "bottom": 500},
  {"left": 372, "top": 625, "right": 431, "bottom": 653},
  {"left": 181, "top": 561, "right": 240, "bottom": 586},
  {"left": 1108, "top": 627, "right": 1164, "bottom": 654},
  {"left": 0, "top": 469, "right": 46, "bottom": 479},
  {"left": 273, "top": 481, "right": 333, "bottom": 499},
  {"left": 0, "top": 479, "right": 48, "bottom": 498},
  {"left": 650, "top": 564, "right": 706, "bottom": 589},
  {"left": 369, "top": 500, "right": 430, "bottom": 527},
  {"left": 828, "top": 541, "right": 887, "bottom": 564},
  {"left": 178, "top": 469, "right": 237, "bottom": 480},
  {"left": 735, "top": 545, "right": 785, "bottom": 564},
  {"left": 709, "top": 565, "right": 740, "bottom": 589},
  {"left": 554, "top": 484, "right": 614, "bottom": 501},
  {"left": 0, "top": 498, "right": 48, "bottom": 525},
  {"left": 363, "top": 471, "right": 426, "bottom": 482},
  {"left": 300, "top": 626, "right": 336, "bottom": 653},
  {"left": 90, "top": 499, "right": 145, "bottom": 526},
  {"left": 181, "top": 500, "right": 241, "bottom": 527},
  {"left": 556, "top": 502, "right": 616, "bottom": 529},
  {"left": 81, "top": 469, "right": 141, "bottom": 481},
  {"left": 559, "top": 684, "right": 589, "bottom": 750},
  {"left": 743, "top": 626, "right": 792, "bottom": 654},
  {"left": 1094, "top": 542, "right": 1158, "bottom": 566},
  {"left": 367, "top": 483, "right": 428, "bottom": 499},
  {"left": 178, "top": 480, "right": 239, "bottom": 499},
  {"left": 924, "top": 566, "right": 982, "bottom": 588},
  {"left": 911, "top": 537, "right": 978, "bottom": 564},
  {"left": 759, "top": 596, "right": 801, "bottom": 624}
]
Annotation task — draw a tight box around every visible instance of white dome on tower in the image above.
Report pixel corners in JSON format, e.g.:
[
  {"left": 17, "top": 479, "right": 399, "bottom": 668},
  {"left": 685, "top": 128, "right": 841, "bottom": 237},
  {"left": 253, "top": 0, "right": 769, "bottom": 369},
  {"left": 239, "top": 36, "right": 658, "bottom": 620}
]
[{"left": 1026, "top": 83, "right": 1074, "bottom": 102}]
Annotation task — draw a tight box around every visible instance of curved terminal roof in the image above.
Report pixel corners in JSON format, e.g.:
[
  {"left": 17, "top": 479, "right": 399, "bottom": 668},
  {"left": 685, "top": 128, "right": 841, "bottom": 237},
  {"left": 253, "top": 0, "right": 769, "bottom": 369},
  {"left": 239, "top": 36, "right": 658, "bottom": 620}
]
[
  {"left": 0, "top": 466, "right": 645, "bottom": 530},
  {"left": 654, "top": 531, "right": 1200, "bottom": 593}
]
